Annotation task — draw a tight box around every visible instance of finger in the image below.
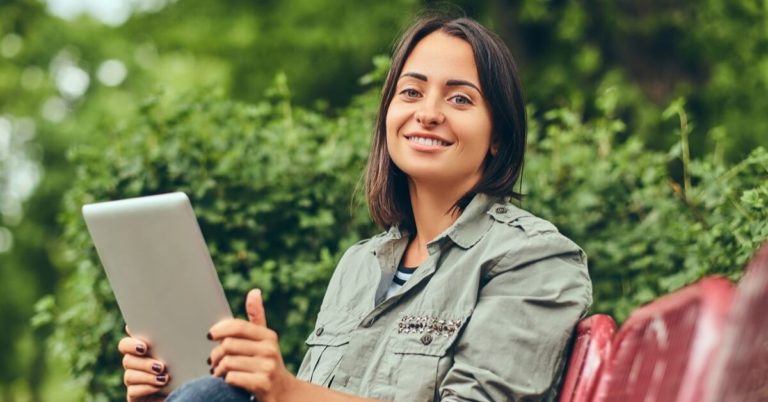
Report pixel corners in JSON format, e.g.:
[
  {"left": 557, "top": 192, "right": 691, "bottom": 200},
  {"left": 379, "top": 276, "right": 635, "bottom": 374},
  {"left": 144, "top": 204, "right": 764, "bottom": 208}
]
[
  {"left": 126, "top": 384, "right": 164, "bottom": 400},
  {"left": 209, "top": 337, "right": 275, "bottom": 368},
  {"left": 213, "top": 354, "right": 274, "bottom": 378},
  {"left": 125, "top": 325, "right": 132, "bottom": 336},
  {"left": 224, "top": 370, "right": 270, "bottom": 395},
  {"left": 246, "top": 289, "right": 267, "bottom": 326},
  {"left": 124, "top": 369, "right": 170, "bottom": 387},
  {"left": 122, "top": 354, "right": 166, "bottom": 374},
  {"left": 118, "top": 336, "right": 150, "bottom": 356},
  {"left": 208, "top": 319, "right": 277, "bottom": 343}
]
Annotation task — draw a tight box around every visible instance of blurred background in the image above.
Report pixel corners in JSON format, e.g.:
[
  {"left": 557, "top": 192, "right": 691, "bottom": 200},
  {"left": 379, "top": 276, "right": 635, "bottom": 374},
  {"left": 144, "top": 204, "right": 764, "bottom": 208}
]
[{"left": 0, "top": 0, "right": 766, "bottom": 401}]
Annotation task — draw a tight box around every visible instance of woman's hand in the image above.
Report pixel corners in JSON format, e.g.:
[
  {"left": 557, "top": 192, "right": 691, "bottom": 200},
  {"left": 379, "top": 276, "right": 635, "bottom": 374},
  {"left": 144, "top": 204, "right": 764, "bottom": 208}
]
[
  {"left": 117, "top": 328, "right": 170, "bottom": 402},
  {"left": 208, "top": 289, "right": 297, "bottom": 402}
]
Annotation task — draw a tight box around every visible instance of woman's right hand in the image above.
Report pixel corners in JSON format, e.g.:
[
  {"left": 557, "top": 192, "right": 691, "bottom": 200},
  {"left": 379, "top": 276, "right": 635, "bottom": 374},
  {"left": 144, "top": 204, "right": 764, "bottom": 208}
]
[{"left": 118, "top": 329, "right": 170, "bottom": 402}]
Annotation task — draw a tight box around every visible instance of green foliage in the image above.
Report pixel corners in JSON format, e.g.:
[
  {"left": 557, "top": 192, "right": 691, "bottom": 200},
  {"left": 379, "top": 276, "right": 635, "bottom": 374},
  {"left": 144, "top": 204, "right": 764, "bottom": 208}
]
[
  {"left": 481, "top": 0, "right": 768, "bottom": 160},
  {"left": 522, "top": 89, "right": 768, "bottom": 320},
  {"left": 49, "top": 83, "right": 379, "bottom": 401}
]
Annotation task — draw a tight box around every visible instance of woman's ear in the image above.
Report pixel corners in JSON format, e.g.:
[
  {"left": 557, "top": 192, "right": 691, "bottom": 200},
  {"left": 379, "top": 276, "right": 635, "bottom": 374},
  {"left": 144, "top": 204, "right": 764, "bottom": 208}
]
[{"left": 490, "top": 143, "right": 499, "bottom": 157}]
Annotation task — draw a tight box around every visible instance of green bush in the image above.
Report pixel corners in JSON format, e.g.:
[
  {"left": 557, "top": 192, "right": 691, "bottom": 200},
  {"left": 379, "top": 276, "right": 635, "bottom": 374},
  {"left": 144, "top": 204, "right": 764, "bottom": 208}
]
[
  {"left": 522, "top": 93, "right": 768, "bottom": 319},
  {"left": 46, "top": 81, "right": 379, "bottom": 401},
  {"left": 43, "top": 80, "right": 766, "bottom": 400}
]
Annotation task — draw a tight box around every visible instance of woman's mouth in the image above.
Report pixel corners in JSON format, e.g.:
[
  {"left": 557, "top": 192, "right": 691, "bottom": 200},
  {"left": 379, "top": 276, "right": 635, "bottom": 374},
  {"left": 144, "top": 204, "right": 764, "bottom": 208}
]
[{"left": 406, "top": 135, "right": 451, "bottom": 147}]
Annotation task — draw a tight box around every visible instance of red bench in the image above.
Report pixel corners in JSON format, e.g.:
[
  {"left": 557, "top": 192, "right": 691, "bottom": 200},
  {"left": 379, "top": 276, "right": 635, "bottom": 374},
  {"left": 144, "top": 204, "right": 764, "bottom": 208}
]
[
  {"left": 704, "top": 243, "right": 768, "bottom": 402},
  {"left": 559, "top": 314, "right": 617, "bottom": 402},
  {"left": 560, "top": 242, "right": 768, "bottom": 402}
]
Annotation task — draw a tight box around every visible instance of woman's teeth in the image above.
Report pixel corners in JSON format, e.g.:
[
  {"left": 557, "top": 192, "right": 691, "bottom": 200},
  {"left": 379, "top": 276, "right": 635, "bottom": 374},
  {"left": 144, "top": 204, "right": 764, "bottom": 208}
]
[{"left": 408, "top": 136, "right": 448, "bottom": 147}]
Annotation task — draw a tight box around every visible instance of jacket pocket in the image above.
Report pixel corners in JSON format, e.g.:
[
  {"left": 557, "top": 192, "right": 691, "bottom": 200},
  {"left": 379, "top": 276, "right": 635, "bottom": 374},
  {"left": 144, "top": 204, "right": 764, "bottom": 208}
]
[
  {"left": 303, "top": 316, "right": 353, "bottom": 387},
  {"left": 390, "top": 312, "right": 468, "bottom": 402}
]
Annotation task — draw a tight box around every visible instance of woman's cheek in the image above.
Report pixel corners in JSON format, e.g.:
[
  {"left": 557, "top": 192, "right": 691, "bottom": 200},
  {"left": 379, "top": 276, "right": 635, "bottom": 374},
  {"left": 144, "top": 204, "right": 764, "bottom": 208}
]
[
  {"left": 386, "top": 101, "right": 411, "bottom": 130},
  {"left": 385, "top": 133, "right": 404, "bottom": 171},
  {"left": 385, "top": 107, "right": 406, "bottom": 161}
]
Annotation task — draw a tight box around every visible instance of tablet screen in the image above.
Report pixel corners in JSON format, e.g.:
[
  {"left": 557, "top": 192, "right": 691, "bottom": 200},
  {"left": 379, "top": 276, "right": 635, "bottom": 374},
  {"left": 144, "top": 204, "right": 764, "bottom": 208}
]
[{"left": 83, "top": 192, "right": 233, "bottom": 391}]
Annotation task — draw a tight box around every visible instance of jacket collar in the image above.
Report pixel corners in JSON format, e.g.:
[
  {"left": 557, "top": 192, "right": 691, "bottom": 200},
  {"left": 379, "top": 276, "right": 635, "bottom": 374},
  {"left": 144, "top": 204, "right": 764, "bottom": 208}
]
[
  {"left": 442, "top": 193, "right": 499, "bottom": 249},
  {"left": 373, "top": 193, "right": 503, "bottom": 255}
]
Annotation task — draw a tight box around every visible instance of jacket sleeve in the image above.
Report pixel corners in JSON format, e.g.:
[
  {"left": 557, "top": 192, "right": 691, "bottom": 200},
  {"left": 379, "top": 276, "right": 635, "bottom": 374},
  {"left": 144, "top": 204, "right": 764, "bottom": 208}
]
[{"left": 439, "top": 232, "right": 592, "bottom": 402}]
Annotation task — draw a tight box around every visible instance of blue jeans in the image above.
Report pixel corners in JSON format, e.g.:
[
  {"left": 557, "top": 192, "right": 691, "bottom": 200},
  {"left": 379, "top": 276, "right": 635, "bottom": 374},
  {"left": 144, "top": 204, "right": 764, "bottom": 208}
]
[{"left": 166, "top": 376, "right": 253, "bottom": 402}]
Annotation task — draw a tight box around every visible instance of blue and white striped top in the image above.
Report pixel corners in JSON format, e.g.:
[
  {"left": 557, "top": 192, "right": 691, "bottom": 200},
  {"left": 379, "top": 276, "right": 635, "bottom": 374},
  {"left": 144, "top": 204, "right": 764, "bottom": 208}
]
[{"left": 385, "top": 264, "right": 418, "bottom": 299}]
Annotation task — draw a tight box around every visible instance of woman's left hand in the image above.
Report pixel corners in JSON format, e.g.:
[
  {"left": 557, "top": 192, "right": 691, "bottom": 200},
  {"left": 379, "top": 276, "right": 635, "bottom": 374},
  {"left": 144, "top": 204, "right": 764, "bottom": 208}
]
[{"left": 208, "top": 289, "right": 296, "bottom": 402}]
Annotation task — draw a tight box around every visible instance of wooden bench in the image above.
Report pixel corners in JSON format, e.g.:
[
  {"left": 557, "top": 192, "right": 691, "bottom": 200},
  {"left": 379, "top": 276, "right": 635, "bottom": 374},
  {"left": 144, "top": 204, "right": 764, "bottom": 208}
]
[{"left": 559, "top": 242, "right": 768, "bottom": 402}]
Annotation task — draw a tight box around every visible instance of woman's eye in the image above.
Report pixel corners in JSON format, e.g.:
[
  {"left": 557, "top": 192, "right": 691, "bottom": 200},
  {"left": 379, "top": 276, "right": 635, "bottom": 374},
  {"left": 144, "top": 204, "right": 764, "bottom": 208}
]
[
  {"left": 450, "top": 95, "right": 472, "bottom": 105},
  {"left": 401, "top": 88, "right": 421, "bottom": 98}
]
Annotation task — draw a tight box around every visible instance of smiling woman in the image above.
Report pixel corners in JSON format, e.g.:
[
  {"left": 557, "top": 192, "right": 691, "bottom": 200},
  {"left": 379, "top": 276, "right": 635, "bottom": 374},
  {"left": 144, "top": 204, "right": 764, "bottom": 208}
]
[
  {"left": 367, "top": 15, "right": 527, "bottom": 239},
  {"left": 117, "top": 11, "right": 591, "bottom": 402},
  {"left": 386, "top": 32, "right": 493, "bottom": 194}
]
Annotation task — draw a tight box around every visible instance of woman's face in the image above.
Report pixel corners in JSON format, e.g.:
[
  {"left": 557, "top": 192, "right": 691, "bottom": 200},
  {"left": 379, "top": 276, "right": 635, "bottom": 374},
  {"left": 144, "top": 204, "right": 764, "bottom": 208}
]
[{"left": 386, "top": 31, "right": 493, "bottom": 190}]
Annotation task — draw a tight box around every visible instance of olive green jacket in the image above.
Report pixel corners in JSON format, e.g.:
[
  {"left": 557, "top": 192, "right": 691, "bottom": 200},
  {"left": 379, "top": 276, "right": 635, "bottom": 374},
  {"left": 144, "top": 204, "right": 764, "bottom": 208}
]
[{"left": 296, "top": 193, "right": 592, "bottom": 401}]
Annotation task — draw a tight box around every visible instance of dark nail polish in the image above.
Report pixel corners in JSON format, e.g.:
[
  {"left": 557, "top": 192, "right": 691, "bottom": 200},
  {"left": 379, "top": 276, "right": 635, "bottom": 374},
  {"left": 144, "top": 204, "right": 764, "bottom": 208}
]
[
  {"left": 206, "top": 357, "right": 211, "bottom": 365},
  {"left": 136, "top": 344, "right": 146, "bottom": 354},
  {"left": 206, "top": 332, "right": 213, "bottom": 340},
  {"left": 156, "top": 375, "right": 167, "bottom": 383},
  {"left": 209, "top": 367, "right": 214, "bottom": 375},
  {"left": 151, "top": 363, "right": 163, "bottom": 374}
]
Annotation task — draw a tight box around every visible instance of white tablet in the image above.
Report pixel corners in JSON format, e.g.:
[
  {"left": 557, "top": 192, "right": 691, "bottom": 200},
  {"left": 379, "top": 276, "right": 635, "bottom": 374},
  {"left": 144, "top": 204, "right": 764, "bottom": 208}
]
[{"left": 82, "top": 192, "right": 233, "bottom": 392}]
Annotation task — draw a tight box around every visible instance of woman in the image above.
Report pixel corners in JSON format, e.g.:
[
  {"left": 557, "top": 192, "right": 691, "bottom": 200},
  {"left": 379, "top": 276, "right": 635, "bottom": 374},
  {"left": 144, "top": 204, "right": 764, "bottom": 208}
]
[{"left": 119, "top": 13, "right": 592, "bottom": 402}]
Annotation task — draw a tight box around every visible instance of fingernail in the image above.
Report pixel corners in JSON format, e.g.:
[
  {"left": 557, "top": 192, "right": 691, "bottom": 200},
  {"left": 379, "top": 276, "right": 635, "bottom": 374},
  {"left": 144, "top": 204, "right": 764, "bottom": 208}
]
[
  {"left": 209, "top": 367, "right": 214, "bottom": 375},
  {"left": 206, "top": 357, "right": 211, "bottom": 366},
  {"left": 206, "top": 332, "right": 213, "bottom": 341},
  {"left": 136, "top": 344, "right": 146, "bottom": 354},
  {"left": 151, "top": 363, "right": 163, "bottom": 374},
  {"left": 156, "top": 375, "right": 167, "bottom": 383}
]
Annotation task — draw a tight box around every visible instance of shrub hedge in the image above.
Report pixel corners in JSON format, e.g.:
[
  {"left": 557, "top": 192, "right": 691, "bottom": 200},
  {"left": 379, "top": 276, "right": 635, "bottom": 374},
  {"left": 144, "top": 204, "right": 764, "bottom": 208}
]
[{"left": 40, "top": 80, "right": 766, "bottom": 400}]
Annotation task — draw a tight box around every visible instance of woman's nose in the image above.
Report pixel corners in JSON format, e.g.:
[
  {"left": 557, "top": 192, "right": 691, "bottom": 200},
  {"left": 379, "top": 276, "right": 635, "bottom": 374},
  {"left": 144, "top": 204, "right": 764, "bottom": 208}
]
[{"left": 415, "top": 102, "right": 445, "bottom": 127}]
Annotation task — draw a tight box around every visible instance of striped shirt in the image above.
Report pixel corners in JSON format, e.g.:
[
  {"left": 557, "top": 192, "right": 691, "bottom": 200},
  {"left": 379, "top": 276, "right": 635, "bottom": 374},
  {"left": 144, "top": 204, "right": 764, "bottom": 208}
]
[{"left": 385, "top": 264, "right": 417, "bottom": 299}]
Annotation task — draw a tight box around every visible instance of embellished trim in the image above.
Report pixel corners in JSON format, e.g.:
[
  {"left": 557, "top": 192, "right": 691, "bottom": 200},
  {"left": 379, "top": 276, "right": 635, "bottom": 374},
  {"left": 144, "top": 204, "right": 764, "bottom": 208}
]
[{"left": 397, "top": 315, "right": 463, "bottom": 337}]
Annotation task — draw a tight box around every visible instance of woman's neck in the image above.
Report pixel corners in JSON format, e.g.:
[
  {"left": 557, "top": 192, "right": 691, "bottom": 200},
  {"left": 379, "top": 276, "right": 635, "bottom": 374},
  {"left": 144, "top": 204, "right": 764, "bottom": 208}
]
[{"left": 402, "top": 178, "right": 475, "bottom": 266}]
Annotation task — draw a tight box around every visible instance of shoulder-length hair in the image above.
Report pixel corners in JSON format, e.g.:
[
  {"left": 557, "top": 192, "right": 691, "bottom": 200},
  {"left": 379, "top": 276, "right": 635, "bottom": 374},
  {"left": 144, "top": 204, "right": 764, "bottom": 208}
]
[{"left": 365, "top": 14, "right": 527, "bottom": 231}]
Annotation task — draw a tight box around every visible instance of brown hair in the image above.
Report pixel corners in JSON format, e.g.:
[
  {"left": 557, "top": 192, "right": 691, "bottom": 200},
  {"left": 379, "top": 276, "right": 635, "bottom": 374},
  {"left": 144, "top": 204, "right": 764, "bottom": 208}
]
[{"left": 365, "top": 13, "right": 527, "bottom": 231}]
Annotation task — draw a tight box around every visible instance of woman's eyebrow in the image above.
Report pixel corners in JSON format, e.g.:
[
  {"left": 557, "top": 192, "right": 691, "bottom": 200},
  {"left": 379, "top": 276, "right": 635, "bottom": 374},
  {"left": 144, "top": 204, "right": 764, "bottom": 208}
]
[
  {"left": 399, "top": 72, "right": 427, "bottom": 81},
  {"left": 446, "top": 79, "right": 482, "bottom": 94}
]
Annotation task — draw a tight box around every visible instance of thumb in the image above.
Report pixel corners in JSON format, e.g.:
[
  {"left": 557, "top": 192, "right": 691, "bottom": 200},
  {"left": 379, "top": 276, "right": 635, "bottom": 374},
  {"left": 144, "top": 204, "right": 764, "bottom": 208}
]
[{"left": 246, "top": 288, "right": 267, "bottom": 326}]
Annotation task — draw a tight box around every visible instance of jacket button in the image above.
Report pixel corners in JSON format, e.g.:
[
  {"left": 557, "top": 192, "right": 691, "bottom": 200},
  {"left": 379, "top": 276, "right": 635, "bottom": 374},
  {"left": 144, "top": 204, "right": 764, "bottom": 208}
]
[
  {"left": 420, "top": 334, "right": 433, "bottom": 345},
  {"left": 495, "top": 206, "right": 508, "bottom": 214},
  {"left": 315, "top": 327, "right": 324, "bottom": 336}
]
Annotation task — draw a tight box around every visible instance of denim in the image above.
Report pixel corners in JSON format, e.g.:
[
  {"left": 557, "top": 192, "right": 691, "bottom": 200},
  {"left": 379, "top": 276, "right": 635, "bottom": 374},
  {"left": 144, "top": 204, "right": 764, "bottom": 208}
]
[{"left": 166, "top": 376, "right": 252, "bottom": 402}]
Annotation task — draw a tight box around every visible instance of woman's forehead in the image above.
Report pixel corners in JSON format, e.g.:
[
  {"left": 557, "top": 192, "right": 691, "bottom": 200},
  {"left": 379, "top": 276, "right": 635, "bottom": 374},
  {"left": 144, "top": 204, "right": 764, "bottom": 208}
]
[{"left": 400, "top": 31, "right": 480, "bottom": 84}]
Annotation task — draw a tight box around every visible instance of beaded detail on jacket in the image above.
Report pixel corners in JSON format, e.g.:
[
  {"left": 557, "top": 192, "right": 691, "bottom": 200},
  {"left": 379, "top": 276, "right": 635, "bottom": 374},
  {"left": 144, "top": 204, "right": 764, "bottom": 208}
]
[{"left": 397, "top": 315, "right": 463, "bottom": 337}]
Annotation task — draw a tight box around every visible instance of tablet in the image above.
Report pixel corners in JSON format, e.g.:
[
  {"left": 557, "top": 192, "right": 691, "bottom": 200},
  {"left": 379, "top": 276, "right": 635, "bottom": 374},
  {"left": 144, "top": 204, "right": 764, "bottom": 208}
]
[{"left": 82, "top": 192, "right": 233, "bottom": 392}]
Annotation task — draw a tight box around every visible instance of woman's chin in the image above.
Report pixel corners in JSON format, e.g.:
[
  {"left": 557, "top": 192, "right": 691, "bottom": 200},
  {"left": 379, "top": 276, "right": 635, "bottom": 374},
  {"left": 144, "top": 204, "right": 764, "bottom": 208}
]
[{"left": 403, "top": 170, "right": 469, "bottom": 188}]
